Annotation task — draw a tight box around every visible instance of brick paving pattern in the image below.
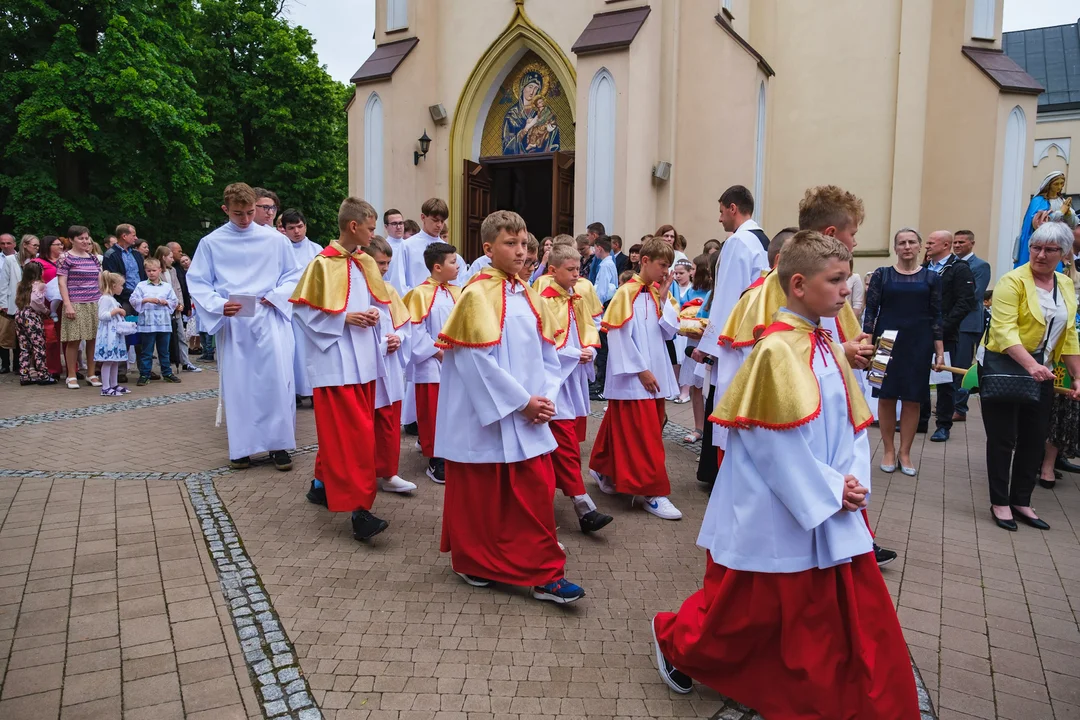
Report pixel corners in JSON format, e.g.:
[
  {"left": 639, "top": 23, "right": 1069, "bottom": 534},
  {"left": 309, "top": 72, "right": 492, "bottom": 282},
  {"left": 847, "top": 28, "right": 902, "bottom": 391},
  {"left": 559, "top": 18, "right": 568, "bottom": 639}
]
[{"left": 0, "top": 365, "right": 1076, "bottom": 718}]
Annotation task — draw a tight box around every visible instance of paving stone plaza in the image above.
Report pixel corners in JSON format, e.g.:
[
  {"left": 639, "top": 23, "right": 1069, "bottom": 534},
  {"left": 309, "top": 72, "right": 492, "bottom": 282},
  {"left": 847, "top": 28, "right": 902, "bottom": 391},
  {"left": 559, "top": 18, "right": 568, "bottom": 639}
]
[{"left": 0, "top": 366, "right": 1078, "bottom": 719}]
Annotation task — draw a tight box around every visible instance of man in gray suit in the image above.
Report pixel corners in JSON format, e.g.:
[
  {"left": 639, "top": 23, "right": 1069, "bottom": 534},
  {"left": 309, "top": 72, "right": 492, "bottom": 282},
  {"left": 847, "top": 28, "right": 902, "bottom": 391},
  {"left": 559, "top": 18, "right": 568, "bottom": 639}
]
[{"left": 951, "top": 230, "right": 992, "bottom": 421}]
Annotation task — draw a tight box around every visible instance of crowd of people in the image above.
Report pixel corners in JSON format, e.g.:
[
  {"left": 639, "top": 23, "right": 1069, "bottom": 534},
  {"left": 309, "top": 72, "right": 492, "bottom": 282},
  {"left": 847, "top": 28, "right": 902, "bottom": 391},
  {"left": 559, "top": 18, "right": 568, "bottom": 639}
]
[{"left": 2, "top": 172, "right": 1079, "bottom": 718}]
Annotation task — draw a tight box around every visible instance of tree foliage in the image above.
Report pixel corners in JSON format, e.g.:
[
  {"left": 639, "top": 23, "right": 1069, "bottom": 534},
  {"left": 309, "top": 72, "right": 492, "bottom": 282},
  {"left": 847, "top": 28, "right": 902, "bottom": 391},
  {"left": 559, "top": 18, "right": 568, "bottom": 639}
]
[{"left": 0, "top": 0, "right": 349, "bottom": 248}]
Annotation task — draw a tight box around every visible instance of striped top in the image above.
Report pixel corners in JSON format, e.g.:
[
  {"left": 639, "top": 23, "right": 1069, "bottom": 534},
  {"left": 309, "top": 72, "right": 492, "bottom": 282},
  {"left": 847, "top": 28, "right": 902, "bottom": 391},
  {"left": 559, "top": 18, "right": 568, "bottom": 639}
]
[{"left": 56, "top": 253, "right": 102, "bottom": 304}]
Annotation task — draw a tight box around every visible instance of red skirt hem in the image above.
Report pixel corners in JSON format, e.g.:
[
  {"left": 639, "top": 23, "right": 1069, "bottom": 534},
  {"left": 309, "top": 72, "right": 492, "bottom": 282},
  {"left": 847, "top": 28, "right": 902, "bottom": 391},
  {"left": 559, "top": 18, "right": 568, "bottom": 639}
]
[
  {"left": 415, "top": 382, "right": 439, "bottom": 458},
  {"left": 589, "top": 399, "right": 670, "bottom": 496},
  {"left": 313, "top": 383, "right": 377, "bottom": 512},
  {"left": 374, "top": 400, "right": 402, "bottom": 478},
  {"left": 549, "top": 419, "right": 587, "bottom": 497}
]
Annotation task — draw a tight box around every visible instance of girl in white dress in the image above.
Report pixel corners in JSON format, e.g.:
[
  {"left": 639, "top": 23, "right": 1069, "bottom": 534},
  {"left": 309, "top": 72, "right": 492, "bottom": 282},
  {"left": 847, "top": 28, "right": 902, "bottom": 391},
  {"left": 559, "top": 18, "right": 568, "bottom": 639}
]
[{"left": 95, "top": 272, "right": 131, "bottom": 396}]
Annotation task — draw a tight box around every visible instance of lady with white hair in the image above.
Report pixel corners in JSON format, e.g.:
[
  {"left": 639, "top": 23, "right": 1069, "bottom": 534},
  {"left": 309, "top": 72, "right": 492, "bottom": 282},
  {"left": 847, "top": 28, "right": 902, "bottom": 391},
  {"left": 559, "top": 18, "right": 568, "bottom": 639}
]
[{"left": 982, "top": 220, "right": 1080, "bottom": 531}]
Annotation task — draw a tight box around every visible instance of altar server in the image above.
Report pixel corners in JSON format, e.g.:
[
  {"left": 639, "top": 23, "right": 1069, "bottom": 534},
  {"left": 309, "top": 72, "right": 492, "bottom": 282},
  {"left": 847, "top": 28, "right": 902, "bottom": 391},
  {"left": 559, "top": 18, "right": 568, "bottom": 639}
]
[
  {"left": 187, "top": 183, "right": 301, "bottom": 471},
  {"left": 538, "top": 243, "right": 613, "bottom": 533},
  {"left": 589, "top": 237, "right": 682, "bottom": 520},
  {"left": 282, "top": 208, "right": 322, "bottom": 405},
  {"left": 435, "top": 210, "right": 585, "bottom": 604},
  {"left": 402, "top": 242, "right": 461, "bottom": 484},
  {"left": 291, "top": 197, "right": 409, "bottom": 541},
  {"left": 652, "top": 231, "right": 918, "bottom": 718}
]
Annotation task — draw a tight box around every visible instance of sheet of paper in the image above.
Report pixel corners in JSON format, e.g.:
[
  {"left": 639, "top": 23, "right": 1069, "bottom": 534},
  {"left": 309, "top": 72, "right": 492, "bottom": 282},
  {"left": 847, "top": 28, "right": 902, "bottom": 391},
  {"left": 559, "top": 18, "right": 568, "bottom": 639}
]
[
  {"left": 928, "top": 351, "right": 952, "bottom": 385},
  {"left": 229, "top": 294, "right": 257, "bottom": 318},
  {"left": 695, "top": 319, "right": 724, "bottom": 359}
]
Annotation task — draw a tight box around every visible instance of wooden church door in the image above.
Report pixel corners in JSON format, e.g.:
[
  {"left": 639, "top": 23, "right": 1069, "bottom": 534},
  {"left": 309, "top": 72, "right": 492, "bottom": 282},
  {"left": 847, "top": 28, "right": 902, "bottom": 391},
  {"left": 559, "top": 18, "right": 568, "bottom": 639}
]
[{"left": 463, "top": 159, "right": 492, "bottom": 263}]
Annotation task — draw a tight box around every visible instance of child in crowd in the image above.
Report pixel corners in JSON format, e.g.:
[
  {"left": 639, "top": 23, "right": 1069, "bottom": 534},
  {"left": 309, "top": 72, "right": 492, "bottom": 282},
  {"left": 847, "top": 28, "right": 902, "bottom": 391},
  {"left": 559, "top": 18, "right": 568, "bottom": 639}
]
[
  {"left": 653, "top": 231, "right": 918, "bottom": 718},
  {"left": 618, "top": 270, "right": 634, "bottom": 286},
  {"left": 402, "top": 242, "right": 461, "bottom": 484},
  {"left": 676, "top": 255, "right": 712, "bottom": 440},
  {"left": 589, "top": 237, "right": 682, "bottom": 521},
  {"left": 130, "top": 257, "right": 180, "bottom": 387},
  {"left": 670, "top": 259, "right": 695, "bottom": 402},
  {"left": 402, "top": 198, "right": 449, "bottom": 289},
  {"left": 13, "top": 261, "right": 55, "bottom": 385},
  {"left": 519, "top": 233, "right": 540, "bottom": 284},
  {"left": 538, "top": 243, "right": 613, "bottom": 534},
  {"left": 435, "top": 210, "right": 585, "bottom": 604},
  {"left": 365, "top": 236, "right": 416, "bottom": 493},
  {"left": 95, "top": 271, "right": 131, "bottom": 396},
  {"left": 292, "top": 197, "right": 408, "bottom": 541}
]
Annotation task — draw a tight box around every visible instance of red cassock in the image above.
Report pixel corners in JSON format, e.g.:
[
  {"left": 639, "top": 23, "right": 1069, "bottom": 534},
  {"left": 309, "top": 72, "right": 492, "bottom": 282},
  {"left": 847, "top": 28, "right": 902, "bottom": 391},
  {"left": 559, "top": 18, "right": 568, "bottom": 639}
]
[
  {"left": 549, "top": 419, "right": 586, "bottom": 497},
  {"left": 415, "top": 382, "right": 439, "bottom": 458},
  {"left": 374, "top": 400, "right": 402, "bottom": 478},
  {"left": 589, "top": 398, "right": 670, "bottom": 496},
  {"left": 313, "top": 382, "right": 377, "bottom": 512},
  {"left": 441, "top": 455, "right": 565, "bottom": 586},
  {"left": 654, "top": 552, "right": 920, "bottom": 720}
]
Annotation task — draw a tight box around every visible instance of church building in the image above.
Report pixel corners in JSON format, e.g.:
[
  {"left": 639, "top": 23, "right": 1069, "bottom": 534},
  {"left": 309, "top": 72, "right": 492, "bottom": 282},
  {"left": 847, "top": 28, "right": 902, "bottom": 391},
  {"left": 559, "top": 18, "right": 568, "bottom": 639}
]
[{"left": 347, "top": 0, "right": 1041, "bottom": 278}]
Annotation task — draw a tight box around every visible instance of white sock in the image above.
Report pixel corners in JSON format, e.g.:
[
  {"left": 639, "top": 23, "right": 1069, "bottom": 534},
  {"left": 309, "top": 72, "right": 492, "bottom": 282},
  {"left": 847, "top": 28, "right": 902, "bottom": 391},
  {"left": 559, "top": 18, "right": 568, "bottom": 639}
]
[{"left": 571, "top": 494, "right": 596, "bottom": 518}]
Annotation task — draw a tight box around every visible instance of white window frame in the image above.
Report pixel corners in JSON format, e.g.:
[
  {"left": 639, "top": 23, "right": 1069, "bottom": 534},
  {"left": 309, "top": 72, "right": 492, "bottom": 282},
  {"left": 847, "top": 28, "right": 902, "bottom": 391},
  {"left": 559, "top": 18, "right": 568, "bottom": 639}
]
[
  {"left": 995, "top": 106, "right": 1026, "bottom": 276},
  {"left": 387, "top": 0, "right": 408, "bottom": 32},
  {"left": 972, "top": 0, "right": 995, "bottom": 40},
  {"left": 586, "top": 68, "right": 616, "bottom": 236},
  {"left": 753, "top": 81, "right": 766, "bottom": 222},
  {"left": 364, "top": 93, "right": 385, "bottom": 233}
]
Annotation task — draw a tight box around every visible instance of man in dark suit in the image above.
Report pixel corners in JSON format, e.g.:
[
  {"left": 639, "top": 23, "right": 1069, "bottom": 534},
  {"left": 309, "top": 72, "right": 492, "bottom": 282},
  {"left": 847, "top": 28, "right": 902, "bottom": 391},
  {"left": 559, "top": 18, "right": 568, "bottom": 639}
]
[
  {"left": 920, "top": 230, "right": 976, "bottom": 441},
  {"left": 950, "top": 230, "right": 991, "bottom": 422},
  {"left": 611, "top": 235, "right": 630, "bottom": 275}
]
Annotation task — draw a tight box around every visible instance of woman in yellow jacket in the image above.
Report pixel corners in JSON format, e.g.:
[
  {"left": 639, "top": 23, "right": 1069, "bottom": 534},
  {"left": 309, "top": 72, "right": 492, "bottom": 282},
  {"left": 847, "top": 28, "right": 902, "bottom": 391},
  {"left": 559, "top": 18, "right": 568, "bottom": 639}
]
[{"left": 984, "top": 220, "right": 1080, "bottom": 531}]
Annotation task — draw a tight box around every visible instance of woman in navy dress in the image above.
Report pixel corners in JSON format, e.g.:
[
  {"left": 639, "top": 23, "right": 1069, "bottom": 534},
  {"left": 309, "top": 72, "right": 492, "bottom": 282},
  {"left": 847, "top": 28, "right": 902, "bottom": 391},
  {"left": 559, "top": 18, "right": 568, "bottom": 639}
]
[{"left": 863, "top": 228, "right": 944, "bottom": 476}]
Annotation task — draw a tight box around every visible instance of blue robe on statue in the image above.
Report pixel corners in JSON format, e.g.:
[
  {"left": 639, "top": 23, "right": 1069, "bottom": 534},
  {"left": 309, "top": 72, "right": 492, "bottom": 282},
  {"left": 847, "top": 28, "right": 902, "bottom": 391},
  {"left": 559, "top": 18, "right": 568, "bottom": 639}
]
[{"left": 1015, "top": 195, "right": 1050, "bottom": 268}]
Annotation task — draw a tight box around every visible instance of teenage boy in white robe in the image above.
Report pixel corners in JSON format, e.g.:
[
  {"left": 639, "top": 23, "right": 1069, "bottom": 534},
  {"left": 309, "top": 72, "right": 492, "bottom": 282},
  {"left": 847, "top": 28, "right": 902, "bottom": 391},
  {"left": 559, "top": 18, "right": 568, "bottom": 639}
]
[
  {"left": 382, "top": 208, "right": 409, "bottom": 295},
  {"left": 435, "top": 210, "right": 585, "bottom": 604},
  {"left": 652, "top": 231, "right": 918, "bottom": 718},
  {"left": 282, "top": 208, "right": 322, "bottom": 407},
  {"left": 187, "top": 182, "right": 301, "bottom": 471},
  {"left": 401, "top": 198, "right": 449, "bottom": 291}
]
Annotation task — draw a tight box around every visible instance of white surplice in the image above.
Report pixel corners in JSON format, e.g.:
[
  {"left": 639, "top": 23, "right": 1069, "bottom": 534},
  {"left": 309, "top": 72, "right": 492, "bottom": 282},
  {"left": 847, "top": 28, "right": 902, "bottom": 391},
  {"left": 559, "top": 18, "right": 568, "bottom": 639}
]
[
  {"left": 289, "top": 237, "right": 323, "bottom": 396},
  {"left": 292, "top": 261, "right": 385, "bottom": 389},
  {"left": 434, "top": 283, "right": 562, "bottom": 464},
  {"left": 186, "top": 222, "right": 301, "bottom": 458},
  {"left": 385, "top": 235, "right": 408, "bottom": 296},
  {"left": 374, "top": 300, "right": 410, "bottom": 409},
  {"left": 552, "top": 299, "right": 598, "bottom": 422},
  {"left": 697, "top": 336, "right": 874, "bottom": 571},
  {"left": 401, "top": 230, "right": 440, "bottom": 291},
  {"left": 466, "top": 254, "right": 492, "bottom": 283},
  {"left": 603, "top": 291, "right": 680, "bottom": 401},
  {"left": 406, "top": 285, "right": 456, "bottom": 385}
]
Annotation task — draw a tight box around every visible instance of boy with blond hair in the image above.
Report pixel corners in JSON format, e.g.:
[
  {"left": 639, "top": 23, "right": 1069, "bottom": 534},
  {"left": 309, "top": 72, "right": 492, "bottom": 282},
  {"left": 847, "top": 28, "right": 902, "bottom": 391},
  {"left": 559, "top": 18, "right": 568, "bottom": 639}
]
[
  {"left": 589, "top": 237, "right": 682, "bottom": 521},
  {"left": 653, "top": 231, "right": 917, "bottom": 718},
  {"left": 291, "top": 198, "right": 410, "bottom": 541},
  {"left": 187, "top": 182, "right": 301, "bottom": 470},
  {"left": 436, "top": 210, "right": 585, "bottom": 604},
  {"left": 537, "top": 243, "right": 612, "bottom": 533}
]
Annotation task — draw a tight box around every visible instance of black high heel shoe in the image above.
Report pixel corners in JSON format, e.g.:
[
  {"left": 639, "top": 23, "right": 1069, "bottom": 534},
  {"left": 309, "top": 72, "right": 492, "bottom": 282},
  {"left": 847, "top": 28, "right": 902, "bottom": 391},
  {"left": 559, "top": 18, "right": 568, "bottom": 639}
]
[
  {"left": 1011, "top": 506, "right": 1050, "bottom": 530},
  {"left": 991, "top": 508, "right": 1017, "bottom": 532}
]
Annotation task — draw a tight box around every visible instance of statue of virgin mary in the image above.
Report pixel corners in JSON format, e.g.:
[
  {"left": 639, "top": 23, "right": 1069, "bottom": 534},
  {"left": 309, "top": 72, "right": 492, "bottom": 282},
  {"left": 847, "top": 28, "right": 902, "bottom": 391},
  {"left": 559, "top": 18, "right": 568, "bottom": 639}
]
[{"left": 1015, "top": 171, "right": 1077, "bottom": 267}]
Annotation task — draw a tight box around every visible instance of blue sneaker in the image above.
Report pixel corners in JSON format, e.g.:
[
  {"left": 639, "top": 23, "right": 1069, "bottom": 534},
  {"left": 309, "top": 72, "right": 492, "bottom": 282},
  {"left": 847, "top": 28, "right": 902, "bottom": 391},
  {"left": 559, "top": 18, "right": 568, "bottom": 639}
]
[{"left": 532, "top": 578, "right": 585, "bottom": 604}]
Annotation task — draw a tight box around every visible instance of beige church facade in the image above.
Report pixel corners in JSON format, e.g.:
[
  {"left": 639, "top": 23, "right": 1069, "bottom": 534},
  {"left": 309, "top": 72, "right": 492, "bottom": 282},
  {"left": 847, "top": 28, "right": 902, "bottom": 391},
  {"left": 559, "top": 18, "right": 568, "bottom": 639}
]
[{"left": 347, "top": 0, "right": 1042, "bottom": 279}]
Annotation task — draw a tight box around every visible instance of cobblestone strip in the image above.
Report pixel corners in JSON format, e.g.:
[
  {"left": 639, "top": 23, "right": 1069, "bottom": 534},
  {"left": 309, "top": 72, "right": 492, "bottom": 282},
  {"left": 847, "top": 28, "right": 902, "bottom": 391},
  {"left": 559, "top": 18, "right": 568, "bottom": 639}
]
[
  {"left": 186, "top": 474, "right": 322, "bottom": 720},
  {"left": 0, "top": 388, "right": 220, "bottom": 428}
]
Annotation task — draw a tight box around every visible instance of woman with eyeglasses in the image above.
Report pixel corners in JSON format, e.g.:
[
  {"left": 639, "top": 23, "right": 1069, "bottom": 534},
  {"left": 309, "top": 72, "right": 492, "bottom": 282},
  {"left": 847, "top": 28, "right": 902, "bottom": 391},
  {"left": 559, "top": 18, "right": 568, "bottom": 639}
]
[{"left": 982, "top": 220, "right": 1080, "bottom": 531}]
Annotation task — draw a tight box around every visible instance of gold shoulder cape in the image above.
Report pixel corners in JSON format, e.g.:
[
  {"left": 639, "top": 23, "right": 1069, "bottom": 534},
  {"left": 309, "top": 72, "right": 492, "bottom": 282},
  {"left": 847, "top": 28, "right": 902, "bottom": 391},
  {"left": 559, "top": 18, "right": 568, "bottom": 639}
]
[
  {"left": 290, "top": 242, "right": 410, "bottom": 328},
  {"left": 710, "top": 311, "right": 873, "bottom": 432},
  {"left": 602, "top": 275, "right": 661, "bottom": 330},
  {"left": 402, "top": 279, "right": 461, "bottom": 323},
  {"left": 719, "top": 271, "right": 862, "bottom": 347},
  {"left": 539, "top": 282, "right": 601, "bottom": 349},
  {"left": 436, "top": 267, "right": 558, "bottom": 349},
  {"left": 531, "top": 274, "right": 555, "bottom": 293}
]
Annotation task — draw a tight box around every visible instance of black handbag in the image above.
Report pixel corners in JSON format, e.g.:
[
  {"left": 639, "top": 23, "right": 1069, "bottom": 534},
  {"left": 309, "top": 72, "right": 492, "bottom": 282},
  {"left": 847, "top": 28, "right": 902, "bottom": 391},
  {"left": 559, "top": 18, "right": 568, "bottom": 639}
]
[{"left": 976, "top": 283, "right": 1055, "bottom": 405}]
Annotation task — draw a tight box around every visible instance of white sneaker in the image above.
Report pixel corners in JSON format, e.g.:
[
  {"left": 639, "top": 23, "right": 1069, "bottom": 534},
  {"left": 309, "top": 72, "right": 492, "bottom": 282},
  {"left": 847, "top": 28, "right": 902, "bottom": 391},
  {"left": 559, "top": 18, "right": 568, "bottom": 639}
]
[
  {"left": 641, "top": 496, "right": 682, "bottom": 520},
  {"left": 589, "top": 469, "right": 617, "bottom": 495},
  {"left": 378, "top": 476, "right": 417, "bottom": 493},
  {"left": 182, "top": 363, "right": 203, "bottom": 373},
  {"left": 413, "top": 440, "right": 422, "bottom": 452}
]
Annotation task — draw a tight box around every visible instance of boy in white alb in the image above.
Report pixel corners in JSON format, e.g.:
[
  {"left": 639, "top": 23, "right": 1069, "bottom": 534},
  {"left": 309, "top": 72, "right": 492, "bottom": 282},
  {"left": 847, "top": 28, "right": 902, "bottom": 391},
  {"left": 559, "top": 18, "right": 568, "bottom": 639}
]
[
  {"left": 436, "top": 210, "right": 585, "bottom": 604},
  {"left": 402, "top": 243, "right": 460, "bottom": 484},
  {"left": 401, "top": 198, "right": 449, "bottom": 291},
  {"left": 290, "top": 198, "right": 409, "bottom": 541},
  {"left": 365, "top": 236, "right": 416, "bottom": 493},
  {"left": 651, "top": 231, "right": 917, "bottom": 717},
  {"left": 282, "top": 208, "right": 323, "bottom": 406},
  {"left": 589, "top": 238, "right": 682, "bottom": 521},
  {"left": 537, "top": 244, "right": 613, "bottom": 533}
]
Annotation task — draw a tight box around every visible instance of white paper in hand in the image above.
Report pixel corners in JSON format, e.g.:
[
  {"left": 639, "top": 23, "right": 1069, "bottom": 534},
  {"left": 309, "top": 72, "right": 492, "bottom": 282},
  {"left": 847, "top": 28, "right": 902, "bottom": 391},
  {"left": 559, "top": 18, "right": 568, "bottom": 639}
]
[
  {"left": 928, "top": 351, "right": 952, "bottom": 385},
  {"left": 229, "top": 294, "right": 257, "bottom": 318},
  {"left": 696, "top": 319, "right": 724, "bottom": 359}
]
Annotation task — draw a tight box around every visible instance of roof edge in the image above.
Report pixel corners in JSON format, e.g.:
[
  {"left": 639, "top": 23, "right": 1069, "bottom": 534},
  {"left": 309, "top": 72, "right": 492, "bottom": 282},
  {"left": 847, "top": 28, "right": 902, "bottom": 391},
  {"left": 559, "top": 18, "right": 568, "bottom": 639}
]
[
  {"left": 350, "top": 37, "right": 420, "bottom": 86},
  {"left": 962, "top": 46, "right": 1043, "bottom": 96},
  {"left": 571, "top": 5, "right": 652, "bottom": 56},
  {"left": 714, "top": 14, "right": 774, "bottom": 78}
]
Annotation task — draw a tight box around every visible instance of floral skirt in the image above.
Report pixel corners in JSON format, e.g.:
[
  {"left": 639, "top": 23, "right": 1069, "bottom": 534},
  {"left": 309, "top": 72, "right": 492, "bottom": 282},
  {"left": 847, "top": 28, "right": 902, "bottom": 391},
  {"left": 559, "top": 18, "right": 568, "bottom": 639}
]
[
  {"left": 1047, "top": 394, "right": 1080, "bottom": 457},
  {"left": 59, "top": 302, "right": 98, "bottom": 342}
]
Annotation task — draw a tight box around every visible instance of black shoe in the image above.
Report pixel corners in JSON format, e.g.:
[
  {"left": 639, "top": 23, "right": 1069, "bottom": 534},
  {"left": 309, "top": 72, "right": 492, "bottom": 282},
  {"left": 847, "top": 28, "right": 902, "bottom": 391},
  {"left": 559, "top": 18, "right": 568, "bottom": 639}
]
[
  {"left": 403, "top": 421, "right": 419, "bottom": 436},
  {"left": 306, "top": 481, "right": 327, "bottom": 507},
  {"left": 136, "top": 376, "right": 149, "bottom": 386},
  {"left": 1055, "top": 457, "right": 1080, "bottom": 474},
  {"left": 426, "top": 458, "right": 445, "bottom": 484},
  {"left": 579, "top": 510, "right": 613, "bottom": 533},
  {"left": 873, "top": 543, "right": 897, "bottom": 567},
  {"left": 1038, "top": 476, "right": 1057, "bottom": 490},
  {"left": 295, "top": 394, "right": 303, "bottom": 408},
  {"left": 229, "top": 456, "right": 251, "bottom": 470},
  {"left": 20, "top": 379, "right": 33, "bottom": 386},
  {"left": 271, "top": 450, "right": 292, "bottom": 471},
  {"left": 991, "top": 508, "right": 1017, "bottom": 532},
  {"left": 1011, "top": 507, "right": 1050, "bottom": 530},
  {"left": 35, "top": 377, "right": 57, "bottom": 386},
  {"left": 930, "top": 427, "right": 949, "bottom": 442},
  {"left": 161, "top": 373, "right": 181, "bottom": 384},
  {"left": 0, "top": 366, "right": 9, "bottom": 374},
  {"left": 149, "top": 371, "right": 161, "bottom": 380},
  {"left": 651, "top": 617, "right": 692, "bottom": 694},
  {"left": 589, "top": 389, "right": 605, "bottom": 401},
  {"left": 351, "top": 509, "right": 389, "bottom": 541}
]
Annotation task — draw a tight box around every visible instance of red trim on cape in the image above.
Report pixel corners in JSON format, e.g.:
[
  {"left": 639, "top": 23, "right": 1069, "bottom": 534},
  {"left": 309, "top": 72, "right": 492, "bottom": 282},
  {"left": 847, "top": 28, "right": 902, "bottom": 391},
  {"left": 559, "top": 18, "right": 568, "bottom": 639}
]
[
  {"left": 288, "top": 250, "right": 352, "bottom": 314},
  {"left": 601, "top": 281, "right": 661, "bottom": 331},
  {"left": 411, "top": 280, "right": 456, "bottom": 324}
]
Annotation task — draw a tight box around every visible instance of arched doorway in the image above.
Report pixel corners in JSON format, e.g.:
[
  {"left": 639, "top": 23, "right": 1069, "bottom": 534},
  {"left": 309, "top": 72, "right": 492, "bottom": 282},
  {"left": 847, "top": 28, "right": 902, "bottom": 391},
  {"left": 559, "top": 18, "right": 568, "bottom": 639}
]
[{"left": 448, "top": 4, "right": 577, "bottom": 261}]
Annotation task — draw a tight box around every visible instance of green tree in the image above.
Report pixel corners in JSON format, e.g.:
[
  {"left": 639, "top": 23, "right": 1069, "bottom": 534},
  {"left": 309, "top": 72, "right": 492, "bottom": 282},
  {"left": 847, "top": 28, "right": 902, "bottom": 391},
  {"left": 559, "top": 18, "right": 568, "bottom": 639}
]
[
  {"left": 192, "top": 0, "right": 351, "bottom": 243},
  {"left": 0, "top": 0, "right": 214, "bottom": 244}
]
